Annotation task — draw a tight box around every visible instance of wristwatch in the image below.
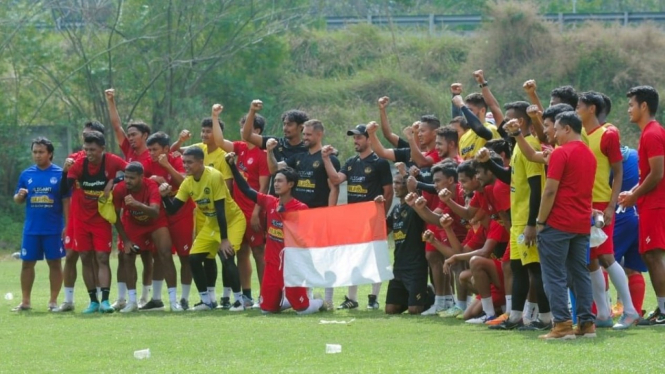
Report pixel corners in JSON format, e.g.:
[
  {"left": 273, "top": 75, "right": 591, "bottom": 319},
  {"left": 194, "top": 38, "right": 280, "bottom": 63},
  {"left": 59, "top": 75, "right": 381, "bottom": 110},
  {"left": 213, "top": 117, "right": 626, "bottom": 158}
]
[
  {"left": 479, "top": 81, "right": 489, "bottom": 88},
  {"left": 536, "top": 221, "right": 546, "bottom": 226}
]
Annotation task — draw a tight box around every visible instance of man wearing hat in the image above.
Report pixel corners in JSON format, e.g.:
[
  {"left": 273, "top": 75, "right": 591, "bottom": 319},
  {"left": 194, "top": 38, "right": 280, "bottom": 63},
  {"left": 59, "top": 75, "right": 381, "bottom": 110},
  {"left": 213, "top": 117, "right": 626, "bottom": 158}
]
[{"left": 322, "top": 123, "right": 394, "bottom": 310}]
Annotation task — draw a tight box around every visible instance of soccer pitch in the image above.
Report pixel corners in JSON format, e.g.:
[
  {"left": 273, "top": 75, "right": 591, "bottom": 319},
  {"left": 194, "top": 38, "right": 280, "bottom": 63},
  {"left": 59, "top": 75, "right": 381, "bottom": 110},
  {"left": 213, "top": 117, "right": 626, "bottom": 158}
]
[{"left": 1, "top": 255, "right": 664, "bottom": 373}]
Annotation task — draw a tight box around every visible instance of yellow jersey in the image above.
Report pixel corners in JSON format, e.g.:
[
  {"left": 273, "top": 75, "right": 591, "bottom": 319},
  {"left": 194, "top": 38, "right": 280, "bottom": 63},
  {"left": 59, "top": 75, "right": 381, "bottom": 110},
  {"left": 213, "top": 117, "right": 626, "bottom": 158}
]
[
  {"left": 459, "top": 122, "right": 500, "bottom": 160},
  {"left": 192, "top": 142, "right": 232, "bottom": 180},
  {"left": 586, "top": 125, "right": 622, "bottom": 203},
  {"left": 510, "top": 135, "right": 546, "bottom": 226}
]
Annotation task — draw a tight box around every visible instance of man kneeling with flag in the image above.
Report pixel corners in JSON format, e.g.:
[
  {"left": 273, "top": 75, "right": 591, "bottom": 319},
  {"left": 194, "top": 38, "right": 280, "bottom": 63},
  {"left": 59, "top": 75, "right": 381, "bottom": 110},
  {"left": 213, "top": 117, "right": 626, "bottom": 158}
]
[{"left": 225, "top": 153, "right": 325, "bottom": 314}]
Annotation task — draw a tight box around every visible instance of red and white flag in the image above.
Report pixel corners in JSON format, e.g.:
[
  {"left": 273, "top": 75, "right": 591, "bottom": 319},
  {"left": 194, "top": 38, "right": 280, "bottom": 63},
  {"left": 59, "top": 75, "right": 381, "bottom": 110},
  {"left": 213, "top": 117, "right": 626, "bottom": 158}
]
[{"left": 282, "top": 201, "right": 394, "bottom": 288}]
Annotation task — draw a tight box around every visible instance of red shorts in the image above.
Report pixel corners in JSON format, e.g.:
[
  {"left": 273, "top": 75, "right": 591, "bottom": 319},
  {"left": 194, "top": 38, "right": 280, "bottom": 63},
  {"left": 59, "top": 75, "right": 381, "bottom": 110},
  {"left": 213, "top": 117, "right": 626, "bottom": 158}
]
[
  {"left": 638, "top": 208, "right": 665, "bottom": 254},
  {"left": 425, "top": 224, "right": 442, "bottom": 253},
  {"left": 64, "top": 219, "right": 76, "bottom": 250},
  {"left": 169, "top": 207, "right": 195, "bottom": 257},
  {"left": 260, "top": 262, "right": 309, "bottom": 312},
  {"left": 73, "top": 219, "right": 112, "bottom": 253},
  {"left": 118, "top": 218, "right": 169, "bottom": 253},
  {"left": 590, "top": 202, "right": 614, "bottom": 259},
  {"left": 242, "top": 211, "right": 266, "bottom": 248},
  {"left": 501, "top": 242, "right": 511, "bottom": 262}
]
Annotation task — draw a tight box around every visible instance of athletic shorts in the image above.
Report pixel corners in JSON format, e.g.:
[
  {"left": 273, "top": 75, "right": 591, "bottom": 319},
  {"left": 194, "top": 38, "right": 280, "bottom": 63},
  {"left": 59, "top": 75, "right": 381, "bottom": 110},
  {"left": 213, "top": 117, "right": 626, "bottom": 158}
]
[
  {"left": 73, "top": 219, "right": 112, "bottom": 252},
  {"left": 169, "top": 210, "right": 195, "bottom": 257},
  {"left": 509, "top": 224, "right": 539, "bottom": 265},
  {"left": 613, "top": 208, "right": 646, "bottom": 272},
  {"left": 64, "top": 219, "right": 75, "bottom": 250},
  {"left": 21, "top": 234, "right": 65, "bottom": 261},
  {"left": 117, "top": 219, "right": 168, "bottom": 253},
  {"left": 242, "top": 210, "right": 266, "bottom": 248},
  {"left": 191, "top": 214, "right": 246, "bottom": 259},
  {"left": 638, "top": 208, "right": 665, "bottom": 255},
  {"left": 590, "top": 202, "right": 614, "bottom": 259},
  {"left": 386, "top": 270, "right": 428, "bottom": 307},
  {"left": 502, "top": 242, "right": 511, "bottom": 262},
  {"left": 259, "top": 262, "right": 309, "bottom": 312}
]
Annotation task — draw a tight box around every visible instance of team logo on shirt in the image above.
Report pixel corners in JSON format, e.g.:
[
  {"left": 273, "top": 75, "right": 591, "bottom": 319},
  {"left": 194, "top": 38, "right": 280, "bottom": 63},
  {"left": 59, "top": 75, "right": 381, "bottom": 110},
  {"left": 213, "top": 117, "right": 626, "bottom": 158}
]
[
  {"left": 278, "top": 147, "right": 284, "bottom": 153},
  {"left": 347, "top": 166, "right": 352, "bottom": 171},
  {"left": 400, "top": 210, "right": 408, "bottom": 218},
  {"left": 50, "top": 177, "right": 58, "bottom": 184},
  {"left": 28, "top": 178, "right": 33, "bottom": 184},
  {"left": 312, "top": 161, "right": 320, "bottom": 168},
  {"left": 204, "top": 187, "right": 210, "bottom": 194},
  {"left": 247, "top": 158, "right": 254, "bottom": 165},
  {"left": 364, "top": 167, "right": 372, "bottom": 174}
]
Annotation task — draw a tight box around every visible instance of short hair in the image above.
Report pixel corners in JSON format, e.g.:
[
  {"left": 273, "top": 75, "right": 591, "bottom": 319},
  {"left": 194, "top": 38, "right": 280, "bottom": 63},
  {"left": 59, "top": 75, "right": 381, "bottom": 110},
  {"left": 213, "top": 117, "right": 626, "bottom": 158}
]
[
  {"left": 184, "top": 146, "right": 205, "bottom": 160},
  {"left": 31, "top": 137, "right": 54, "bottom": 161},
  {"left": 146, "top": 131, "right": 170, "bottom": 147},
  {"left": 201, "top": 117, "right": 225, "bottom": 130},
  {"left": 83, "top": 131, "right": 106, "bottom": 147},
  {"left": 127, "top": 121, "right": 151, "bottom": 136},
  {"left": 450, "top": 116, "right": 469, "bottom": 130},
  {"left": 578, "top": 92, "right": 605, "bottom": 117},
  {"left": 240, "top": 114, "right": 266, "bottom": 134},
  {"left": 555, "top": 111, "right": 583, "bottom": 134},
  {"left": 550, "top": 86, "right": 578, "bottom": 108},
  {"left": 436, "top": 125, "right": 459, "bottom": 147},
  {"left": 84, "top": 121, "right": 105, "bottom": 134},
  {"left": 626, "top": 85, "right": 659, "bottom": 116},
  {"left": 504, "top": 101, "right": 531, "bottom": 125},
  {"left": 475, "top": 152, "right": 504, "bottom": 173},
  {"left": 281, "top": 110, "right": 309, "bottom": 125},
  {"left": 600, "top": 92, "right": 612, "bottom": 116},
  {"left": 457, "top": 160, "right": 476, "bottom": 179},
  {"left": 542, "top": 104, "right": 574, "bottom": 123},
  {"left": 464, "top": 93, "right": 488, "bottom": 110},
  {"left": 485, "top": 138, "right": 511, "bottom": 158},
  {"left": 125, "top": 161, "right": 144, "bottom": 175},
  {"left": 276, "top": 166, "right": 299, "bottom": 186},
  {"left": 303, "top": 119, "right": 324, "bottom": 132},
  {"left": 431, "top": 160, "right": 458, "bottom": 182},
  {"left": 420, "top": 115, "right": 441, "bottom": 129}
]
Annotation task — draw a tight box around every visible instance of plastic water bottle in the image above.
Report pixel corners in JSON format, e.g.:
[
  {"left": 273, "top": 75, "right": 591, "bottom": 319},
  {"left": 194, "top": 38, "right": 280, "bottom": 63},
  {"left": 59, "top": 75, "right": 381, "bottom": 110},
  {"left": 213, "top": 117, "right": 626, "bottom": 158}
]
[
  {"left": 4, "top": 293, "right": 13, "bottom": 300},
  {"left": 134, "top": 349, "right": 150, "bottom": 359},
  {"left": 325, "top": 344, "right": 342, "bottom": 354},
  {"left": 517, "top": 234, "right": 525, "bottom": 245}
]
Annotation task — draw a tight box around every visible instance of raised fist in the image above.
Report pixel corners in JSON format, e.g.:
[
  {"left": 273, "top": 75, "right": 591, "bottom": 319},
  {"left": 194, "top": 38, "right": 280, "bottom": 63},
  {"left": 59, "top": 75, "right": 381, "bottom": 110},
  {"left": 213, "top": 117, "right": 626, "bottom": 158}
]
[
  {"left": 405, "top": 192, "right": 418, "bottom": 206},
  {"left": 322, "top": 145, "right": 334, "bottom": 159},
  {"left": 422, "top": 229, "right": 436, "bottom": 243},
  {"left": 403, "top": 126, "right": 414, "bottom": 140},
  {"left": 504, "top": 119, "right": 520, "bottom": 134},
  {"left": 212, "top": 104, "right": 223, "bottom": 116},
  {"left": 250, "top": 100, "right": 263, "bottom": 112},
  {"left": 395, "top": 162, "right": 407, "bottom": 176},
  {"left": 450, "top": 83, "right": 463, "bottom": 96},
  {"left": 378, "top": 96, "right": 390, "bottom": 110},
  {"left": 440, "top": 213, "right": 453, "bottom": 228},
  {"left": 473, "top": 70, "right": 485, "bottom": 84},
  {"left": 225, "top": 152, "right": 237, "bottom": 166},
  {"left": 374, "top": 195, "right": 386, "bottom": 204},
  {"left": 366, "top": 121, "right": 379, "bottom": 134},
  {"left": 407, "top": 176, "right": 418, "bottom": 192},
  {"left": 179, "top": 130, "right": 191, "bottom": 143},
  {"left": 104, "top": 89, "right": 115, "bottom": 101},
  {"left": 63, "top": 158, "right": 75, "bottom": 172},
  {"left": 124, "top": 195, "right": 137, "bottom": 207},
  {"left": 527, "top": 104, "right": 542, "bottom": 120},
  {"left": 475, "top": 148, "right": 490, "bottom": 163},
  {"left": 414, "top": 196, "right": 427, "bottom": 209},
  {"left": 523, "top": 80, "right": 537, "bottom": 94},
  {"left": 408, "top": 165, "right": 420, "bottom": 178},
  {"left": 452, "top": 95, "right": 464, "bottom": 108},
  {"left": 266, "top": 138, "right": 278, "bottom": 151},
  {"left": 438, "top": 188, "right": 452, "bottom": 202},
  {"left": 159, "top": 183, "right": 172, "bottom": 197},
  {"left": 157, "top": 154, "right": 170, "bottom": 167}
]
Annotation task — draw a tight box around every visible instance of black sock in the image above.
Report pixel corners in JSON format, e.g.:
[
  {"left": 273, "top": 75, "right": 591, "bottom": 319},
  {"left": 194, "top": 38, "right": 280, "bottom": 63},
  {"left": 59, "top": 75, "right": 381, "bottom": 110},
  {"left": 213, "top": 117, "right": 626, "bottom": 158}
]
[
  {"left": 88, "top": 289, "right": 99, "bottom": 303},
  {"left": 243, "top": 289, "right": 252, "bottom": 299},
  {"left": 204, "top": 258, "right": 217, "bottom": 288},
  {"left": 101, "top": 287, "right": 110, "bottom": 302},
  {"left": 189, "top": 254, "right": 209, "bottom": 293},
  {"left": 510, "top": 260, "right": 530, "bottom": 313},
  {"left": 221, "top": 254, "right": 241, "bottom": 293},
  {"left": 526, "top": 263, "right": 551, "bottom": 313}
]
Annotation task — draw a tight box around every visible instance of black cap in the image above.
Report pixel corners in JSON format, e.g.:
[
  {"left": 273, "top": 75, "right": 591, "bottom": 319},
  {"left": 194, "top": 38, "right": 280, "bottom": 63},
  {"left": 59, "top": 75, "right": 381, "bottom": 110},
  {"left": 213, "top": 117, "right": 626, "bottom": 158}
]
[{"left": 347, "top": 124, "right": 367, "bottom": 136}]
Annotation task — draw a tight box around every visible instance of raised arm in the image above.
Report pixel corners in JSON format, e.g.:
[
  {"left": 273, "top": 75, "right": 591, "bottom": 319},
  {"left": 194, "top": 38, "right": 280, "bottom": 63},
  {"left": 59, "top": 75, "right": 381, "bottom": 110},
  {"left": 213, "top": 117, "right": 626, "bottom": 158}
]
[
  {"left": 450, "top": 83, "right": 463, "bottom": 118},
  {"left": 241, "top": 100, "right": 265, "bottom": 148},
  {"left": 454, "top": 96, "right": 493, "bottom": 140},
  {"left": 378, "top": 96, "right": 401, "bottom": 147},
  {"left": 226, "top": 153, "right": 258, "bottom": 203},
  {"left": 265, "top": 138, "right": 285, "bottom": 174},
  {"left": 105, "top": 89, "right": 126, "bottom": 146},
  {"left": 170, "top": 130, "right": 192, "bottom": 153},
  {"left": 410, "top": 195, "right": 445, "bottom": 226},
  {"left": 366, "top": 121, "right": 397, "bottom": 161},
  {"left": 157, "top": 155, "right": 185, "bottom": 186},
  {"left": 439, "top": 188, "right": 476, "bottom": 220},
  {"left": 474, "top": 70, "right": 504, "bottom": 125},
  {"left": 322, "top": 145, "right": 346, "bottom": 186},
  {"left": 504, "top": 119, "right": 546, "bottom": 164},
  {"left": 210, "top": 104, "right": 234, "bottom": 153},
  {"left": 406, "top": 123, "right": 434, "bottom": 168},
  {"left": 523, "top": 80, "right": 548, "bottom": 144}
]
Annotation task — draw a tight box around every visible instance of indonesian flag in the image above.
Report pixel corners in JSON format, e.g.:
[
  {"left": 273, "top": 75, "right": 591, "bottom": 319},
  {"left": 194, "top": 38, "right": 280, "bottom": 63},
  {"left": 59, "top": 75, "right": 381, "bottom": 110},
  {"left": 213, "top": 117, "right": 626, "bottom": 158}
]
[{"left": 282, "top": 201, "right": 394, "bottom": 288}]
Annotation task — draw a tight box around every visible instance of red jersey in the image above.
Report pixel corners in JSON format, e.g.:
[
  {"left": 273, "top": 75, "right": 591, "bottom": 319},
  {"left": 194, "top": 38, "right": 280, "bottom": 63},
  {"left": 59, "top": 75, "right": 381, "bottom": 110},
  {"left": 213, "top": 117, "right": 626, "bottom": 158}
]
[
  {"left": 143, "top": 153, "right": 195, "bottom": 224},
  {"left": 470, "top": 181, "right": 510, "bottom": 242},
  {"left": 638, "top": 121, "right": 665, "bottom": 210},
  {"left": 546, "top": 140, "right": 596, "bottom": 234},
  {"left": 120, "top": 138, "right": 151, "bottom": 167},
  {"left": 112, "top": 178, "right": 167, "bottom": 227},
  {"left": 422, "top": 149, "right": 442, "bottom": 211},
  {"left": 462, "top": 225, "right": 486, "bottom": 250},
  {"left": 67, "top": 153, "right": 127, "bottom": 224},
  {"left": 233, "top": 142, "right": 270, "bottom": 214},
  {"left": 438, "top": 183, "right": 468, "bottom": 241},
  {"left": 256, "top": 193, "right": 308, "bottom": 266}
]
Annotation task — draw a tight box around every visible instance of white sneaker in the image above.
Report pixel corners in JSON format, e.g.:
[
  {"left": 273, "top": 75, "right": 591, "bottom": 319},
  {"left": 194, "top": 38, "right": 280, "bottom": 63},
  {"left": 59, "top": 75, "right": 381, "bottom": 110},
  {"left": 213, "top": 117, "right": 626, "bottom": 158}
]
[
  {"left": 466, "top": 314, "right": 496, "bottom": 324},
  {"left": 47, "top": 303, "right": 58, "bottom": 312},
  {"left": 170, "top": 301, "right": 184, "bottom": 312},
  {"left": 120, "top": 302, "right": 138, "bottom": 313},
  {"left": 251, "top": 302, "right": 261, "bottom": 309},
  {"left": 190, "top": 301, "right": 213, "bottom": 311},
  {"left": 242, "top": 295, "right": 254, "bottom": 308},
  {"left": 229, "top": 300, "right": 245, "bottom": 312},
  {"left": 421, "top": 304, "right": 445, "bottom": 316},
  {"left": 111, "top": 299, "right": 127, "bottom": 311},
  {"left": 52, "top": 301, "right": 75, "bottom": 313},
  {"left": 138, "top": 297, "right": 148, "bottom": 309}
]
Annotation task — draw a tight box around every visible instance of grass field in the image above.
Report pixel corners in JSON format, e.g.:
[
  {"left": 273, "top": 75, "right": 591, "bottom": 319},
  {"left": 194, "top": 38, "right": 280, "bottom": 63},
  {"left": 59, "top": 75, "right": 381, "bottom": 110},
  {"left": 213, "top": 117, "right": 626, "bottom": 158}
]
[{"left": 1, "top": 253, "right": 664, "bottom": 374}]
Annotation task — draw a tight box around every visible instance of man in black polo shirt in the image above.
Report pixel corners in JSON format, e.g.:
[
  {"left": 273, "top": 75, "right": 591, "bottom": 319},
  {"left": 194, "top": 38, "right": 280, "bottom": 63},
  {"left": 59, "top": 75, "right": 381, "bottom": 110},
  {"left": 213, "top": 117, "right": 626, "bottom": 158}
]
[{"left": 322, "top": 124, "right": 394, "bottom": 310}]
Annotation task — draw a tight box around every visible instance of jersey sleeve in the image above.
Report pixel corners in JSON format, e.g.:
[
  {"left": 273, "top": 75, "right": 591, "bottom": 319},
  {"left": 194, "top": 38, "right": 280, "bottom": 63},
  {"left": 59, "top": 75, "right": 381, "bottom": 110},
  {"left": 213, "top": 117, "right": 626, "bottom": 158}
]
[
  {"left": 218, "top": 151, "right": 233, "bottom": 180},
  {"left": 112, "top": 183, "right": 125, "bottom": 210},
  {"left": 546, "top": 147, "right": 567, "bottom": 181},
  {"left": 109, "top": 154, "right": 129, "bottom": 176},
  {"left": 493, "top": 181, "right": 511, "bottom": 212},
  {"left": 378, "top": 159, "right": 393, "bottom": 186},
  {"left": 396, "top": 138, "right": 410, "bottom": 149},
  {"left": 233, "top": 141, "right": 247, "bottom": 154},
  {"left": 172, "top": 155, "right": 185, "bottom": 173},
  {"left": 120, "top": 138, "right": 131, "bottom": 158},
  {"left": 469, "top": 191, "right": 483, "bottom": 209},
  {"left": 211, "top": 171, "right": 227, "bottom": 201},
  {"left": 67, "top": 158, "right": 84, "bottom": 180},
  {"left": 643, "top": 128, "right": 665, "bottom": 159},
  {"left": 330, "top": 155, "right": 341, "bottom": 172},
  {"left": 175, "top": 178, "right": 191, "bottom": 203},
  {"left": 601, "top": 129, "right": 623, "bottom": 164},
  {"left": 147, "top": 181, "right": 162, "bottom": 206},
  {"left": 257, "top": 150, "right": 270, "bottom": 177},
  {"left": 393, "top": 148, "right": 411, "bottom": 163}
]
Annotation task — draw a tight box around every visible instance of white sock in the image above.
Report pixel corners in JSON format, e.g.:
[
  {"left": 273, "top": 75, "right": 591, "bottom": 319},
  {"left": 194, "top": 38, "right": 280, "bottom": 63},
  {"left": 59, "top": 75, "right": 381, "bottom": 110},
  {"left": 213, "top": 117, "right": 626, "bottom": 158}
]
[
  {"left": 509, "top": 310, "right": 522, "bottom": 323},
  {"left": 234, "top": 292, "right": 243, "bottom": 303},
  {"left": 128, "top": 290, "right": 137, "bottom": 303},
  {"left": 527, "top": 302, "right": 539, "bottom": 321},
  {"left": 539, "top": 312, "right": 553, "bottom": 324},
  {"left": 207, "top": 287, "right": 216, "bottom": 302},
  {"left": 481, "top": 297, "right": 495, "bottom": 317},
  {"left": 181, "top": 284, "right": 191, "bottom": 301},
  {"left": 457, "top": 299, "right": 467, "bottom": 311},
  {"left": 65, "top": 287, "right": 74, "bottom": 303},
  {"left": 435, "top": 296, "right": 446, "bottom": 307},
  {"left": 223, "top": 287, "right": 232, "bottom": 298},
  {"left": 168, "top": 287, "right": 177, "bottom": 303},
  {"left": 117, "top": 282, "right": 127, "bottom": 300},
  {"left": 297, "top": 298, "right": 323, "bottom": 315},
  {"left": 307, "top": 288, "right": 314, "bottom": 299},
  {"left": 505, "top": 295, "right": 512, "bottom": 313},
  {"left": 348, "top": 286, "right": 358, "bottom": 301},
  {"left": 606, "top": 262, "right": 638, "bottom": 315},
  {"left": 325, "top": 288, "right": 334, "bottom": 304},
  {"left": 281, "top": 298, "right": 292, "bottom": 311},
  {"left": 141, "top": 285, "right": 151, "bottom": 301},
  {"left": 591, "top": 268, "right": 611, "bottom": 319},
  {"left": 152, "top": 280, "right": 163, "bottom": 301},
  {"left": 96, "top": 287, "right": 101, "bottom": 299},
  {"left": 200, "top": 291, "right": 210, "bottom": 304},
  {"left": 658, "top": 297, "right": 665, "bottom": 312},
  {"left": 372, "top": 282, "right": 381, "bottom": 296},
  {"left": 443, "top": 295, "right": 455, "bottom": 308}
]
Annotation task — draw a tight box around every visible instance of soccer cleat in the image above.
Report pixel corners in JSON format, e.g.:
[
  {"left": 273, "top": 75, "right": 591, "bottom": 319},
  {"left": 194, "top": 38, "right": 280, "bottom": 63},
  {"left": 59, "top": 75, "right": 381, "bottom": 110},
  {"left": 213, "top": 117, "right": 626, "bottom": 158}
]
[
  {"left": 574, "top": 321, "right": 597, "bottom": 338},
  {"left": 439, "top": 305, "right": 463, "bottom": 318},
  {"left": 229, "top": 300, "right": 245, "bottom": 312},
  {"left": 466, "top": 314, "right": 495, "bottom": 324},
  {"left": 170, "top": 301, "right": 184, "bottom": 312},
  {"left": 52, "top": 302, "right": 75, "bottom": 313},
  {"left": 11, "top": 304, "right": 31, "bottom": 312},
  {"left": 120, "top": 302, "right": 138, "bottom": 313},
  {"left": 337, "top": 296, "right": 359, "bottom": 310},
  {"left": 180, "top": 298, "right": 189, "bottom": 311},
  {"left": 139, "top": 299, "right": 165, "bottom": 312},
  {"left": 421, "top": 304, "right": 446, "bottom": 316},
  {"left": 242, "top": 295, "right": 254, "bottom": 308},
  {"left": 637, "top": 307, "right": 660, "bottom": 326},
  {"left": 595, "top": 318, "right": 614, "bottom": 328},
  {"left": 99, "top": 300, "right": 114, "bottom": 313},
  {"left": 611, "top": 301, "right": 624, "bottom": 318},
  {"left": 367, "top": 295, "right": 380, "bottom": 310},
  {"left": 219, "top": 297, "right": 232, "bottom": 310},
  {"left": 539, "top": 320, "right": 576, "bottom": 340},
  {"left": 111, "top": 299, "right": 127, "bottom": 311},
  {"left": 82, "top": 302, "right": 100, "bottom": 314},
  {"left": 518, "top": 319, "right": 552, "bottom": 331},
  {"left": 613, "top": 313, "right": 639, "bottom": 330},
  {"left": 252, "top": 302, "right": 261, "bottom": 309},
  {"left": 190, "top": 301, "right": 214, "bottom": 311},
  {"left": 486, "top": 312, "right": 509, "bottom": 326},
  {"left": 488, "top": 319, "right": 523, "bottom": 330},
  {"left": 47, "top": 303, "right": 58, "bottom": 312}
]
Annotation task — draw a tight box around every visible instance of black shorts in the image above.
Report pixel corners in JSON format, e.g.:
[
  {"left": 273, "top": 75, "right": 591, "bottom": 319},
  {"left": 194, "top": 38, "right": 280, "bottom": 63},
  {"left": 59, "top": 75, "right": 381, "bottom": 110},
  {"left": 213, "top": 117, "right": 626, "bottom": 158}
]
[{"left": 386, "top": 270, "right": 428, "bottom": 307}]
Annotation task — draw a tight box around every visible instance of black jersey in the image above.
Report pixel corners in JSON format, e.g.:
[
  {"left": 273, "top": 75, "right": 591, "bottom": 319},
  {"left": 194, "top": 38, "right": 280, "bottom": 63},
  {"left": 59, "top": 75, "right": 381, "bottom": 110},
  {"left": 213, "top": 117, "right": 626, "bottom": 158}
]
[
  {"left": 261, "top": 136, "right": 307, "bottom": 195},
  {"left": 387, "top": 202, "right": 427, "bottom": 274},
  {"left": 341, "top": 152, "right": 392, "bottom": 204},
  {"left": 285, "top": 150, "right": 340, "bottom": 208}
]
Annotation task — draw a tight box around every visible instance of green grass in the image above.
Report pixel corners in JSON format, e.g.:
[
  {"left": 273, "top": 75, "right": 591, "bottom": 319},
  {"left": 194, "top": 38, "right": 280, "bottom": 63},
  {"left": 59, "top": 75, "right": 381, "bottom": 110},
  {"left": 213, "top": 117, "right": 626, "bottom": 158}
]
[{"left": 1, "top": 253, "right": 664, "bottom": 373}]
